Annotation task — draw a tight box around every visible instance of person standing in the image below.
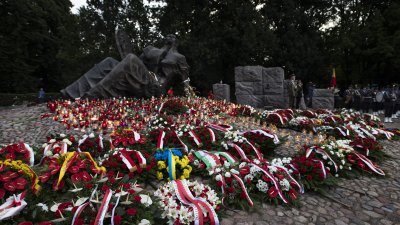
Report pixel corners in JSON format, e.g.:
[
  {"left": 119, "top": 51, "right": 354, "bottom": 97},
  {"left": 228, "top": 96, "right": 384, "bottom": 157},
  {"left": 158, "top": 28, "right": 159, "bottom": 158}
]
[
  {"left": 295, "top": 80, "right": 303, "bottom": 109},
  {"left": 287, "top": 74, "right": 297, "bottom": 108},
  {"left": 38, "top": 88, "right": 46, "bottom": 103},
  {"left": 344, "top": 85, "right": 354, "bottom": 109},
  {"left": 306, "top": 81, "right": 315, "bottom": 108},
  {"left": 384, "top": 85, "right": 397, "bottom": 123}
]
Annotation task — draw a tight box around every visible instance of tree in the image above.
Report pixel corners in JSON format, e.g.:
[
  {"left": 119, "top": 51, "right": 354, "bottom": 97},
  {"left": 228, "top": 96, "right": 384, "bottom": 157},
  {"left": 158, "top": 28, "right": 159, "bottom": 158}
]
[{"left": 0, "top": 0, "right": 74, "bottom": 93}]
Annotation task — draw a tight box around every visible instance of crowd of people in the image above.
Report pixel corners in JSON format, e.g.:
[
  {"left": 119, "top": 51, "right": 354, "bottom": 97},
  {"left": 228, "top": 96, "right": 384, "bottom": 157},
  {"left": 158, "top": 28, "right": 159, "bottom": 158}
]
[{"left": 343, "top": 84, "right": 400, "bottom": 123}]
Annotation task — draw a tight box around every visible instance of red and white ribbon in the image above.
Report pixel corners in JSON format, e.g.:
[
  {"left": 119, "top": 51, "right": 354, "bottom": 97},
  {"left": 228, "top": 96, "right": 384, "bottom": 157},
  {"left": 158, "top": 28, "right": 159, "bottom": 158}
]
[
  {"left": 156, "top": 130, "right": 166, "bottom": 149},
  {"left": 353, "top": 153, "right": 385, "bottom": 176},
  {"left": 23, "top": 143, "right": 35, "bottom": 166},
  {"left": 232, "top": 174, "right": 253, "bottom": 207},
  {"left": 207, "top": 128, "right": 216, "bottom": 142},
  {"left": 120, "top": 150, "right": 137, "bottom": 172},
  {"left": 71, "top": 202, "right": 90, "bottom": 225},
  {"left": 0, "top": 193, "right": 27, "bottom": 221},
  {"left": 314, "top": 159, "right": 327, "bottom": 179},
  {"left": 251, "top": 164, "right": 289, "bottom": 204},
  {"left": 189, "top": 130, "right": 202, "bottom": 146},
  {"left": 177, "top": 180, "right": 220, "bottom": 225},
  {"left": 230, "top": 143, "right": 250, "bottom": 162},
  {"left": 268, "top": 113, "right": 285, "bottom": 125},
  {"left": 174, "top": 131, "right": 188, "bottom": 152},
  {"left": 172, "top": 181, "right": 203, "bottom": 225},
  {"left": 336, "top": 127, "right": 347, "bottom": 137},
  {"left": 212, "top": 152, "right": 238, "bottom": 165},
  {"left": 244, "top": 139, "right": 264, "bottom": 161},
  {"left": 135, "top": 150, "right": 146, "bottom": 168},
  {"left": 111, "top": 195, "right": 121, "bottom": 225},
  {"left": 275, "top": 165, "right": 303, "bottom": 194},
  {"left": 77, "top": 135, "right": 88, "bottom": 152},
  {"left": 158, "top": 102, "right": 165, "bottom": 113},
  {"left": 94, "top": 189, "right": 112, "bottom": 225},
  {"left": 306, "top": 146, "right": 338, "bottom": 173}
]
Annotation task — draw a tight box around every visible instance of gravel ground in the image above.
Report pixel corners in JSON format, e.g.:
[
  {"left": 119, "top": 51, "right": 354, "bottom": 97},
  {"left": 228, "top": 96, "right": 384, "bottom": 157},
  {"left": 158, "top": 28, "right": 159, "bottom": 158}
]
[{"left": 0, "top": 103, "right": 399, "bottom": 225}]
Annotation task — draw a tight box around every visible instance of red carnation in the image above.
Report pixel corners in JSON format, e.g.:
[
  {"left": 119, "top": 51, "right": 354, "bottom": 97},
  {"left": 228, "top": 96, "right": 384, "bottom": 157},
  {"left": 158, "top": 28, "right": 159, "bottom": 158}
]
[
  {"left": 113, "top": 215, "right": 122, "bottom": 224},
  {"left": 305, "top": 175, "right": 313, "bottom": 181},
  {"left": 227, "top": 187, "right": 235, "bottom": 193},
  {"left": 126, "top": 208, "right": 137, "bottom": 216},
  {"left": 68, "top": 166, "right": 79, "bottom": 174}
]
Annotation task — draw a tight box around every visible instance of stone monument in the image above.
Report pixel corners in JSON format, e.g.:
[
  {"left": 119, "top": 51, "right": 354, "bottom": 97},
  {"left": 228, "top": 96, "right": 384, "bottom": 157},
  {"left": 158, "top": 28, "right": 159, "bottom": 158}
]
[
  {"left": 312, "top": 89, "right": 334, "bottom": 109},
  {"left": 235, "top": 66, "right": 284, "bottom": 108},
  {"left": 61, "top": 32, "right": 192, "bottom": 99},
  {"left": 212, "top": 83, "right": 230, "bottom": 101}
]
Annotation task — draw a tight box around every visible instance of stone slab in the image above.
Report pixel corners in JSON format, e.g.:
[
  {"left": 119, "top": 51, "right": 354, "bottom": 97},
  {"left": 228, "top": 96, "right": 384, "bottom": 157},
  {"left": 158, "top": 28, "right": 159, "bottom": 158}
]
[
  {"left": 312, "top": 96, "right": 334, "bottom": 109},
  {"left": 235, "top": 66, "right": 263, "bottom": 82},
  {"left": 212, "top": 83, "right": 230, "bottom": 101},
  {"left": 235, "top": 82, "right": 263, "bottom": 95},
  {"left": 262, "top": 67, "right": 284, "bottom": 83},
  {"left": 263, "top": 82, "right": 283, "bottom": 95},
  {"left": 314, "top": 89, "right": 334, "bottom": 97},
  {"left": 264, "top": 95, "right": 284, "bottom": 108},
  {"left": 236, "top": 95, "right": 264, "bottom": 108}
]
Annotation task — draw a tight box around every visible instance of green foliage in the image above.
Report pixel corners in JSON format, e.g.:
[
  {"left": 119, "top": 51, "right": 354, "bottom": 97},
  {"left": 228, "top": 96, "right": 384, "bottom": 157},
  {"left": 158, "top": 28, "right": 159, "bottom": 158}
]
[{"left": 1, "top": 0, "right": 400, "bottom": 94}]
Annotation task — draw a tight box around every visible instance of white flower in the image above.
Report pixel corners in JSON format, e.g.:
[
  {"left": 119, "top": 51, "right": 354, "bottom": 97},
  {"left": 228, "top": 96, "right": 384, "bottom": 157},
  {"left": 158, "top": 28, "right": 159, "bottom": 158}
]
[
  {"left": 215, "top": 174, "right": 222, "bottom": 181},
  {"left": 60, "top": 134, "right": 66, "bottom": 138},
  {"left": 36, "top": 203, "right": 49, "bottom": 212},
  {"left": 62, "top": 138, "right": 72, "bottom": 146},
  {"left": 89, "top": 133, "right": 95, "bottom": 138},
  {"left": 224, "top": 161, "right": 231, "bottom": 168},
  {"left": 230, "top": 169, "right": 239, "bottom": 175},
  {"left": 224, "top": 172, "right": 231, "bottom": 177},
  {"left": 139, "top": 194, "right": 153, "bottom": 207},
  {"left": 49, "top": 139, "right": 56, "bottom": 143},
  {"left": 45, "top": 150, "right": 53, "bottom": 157}
]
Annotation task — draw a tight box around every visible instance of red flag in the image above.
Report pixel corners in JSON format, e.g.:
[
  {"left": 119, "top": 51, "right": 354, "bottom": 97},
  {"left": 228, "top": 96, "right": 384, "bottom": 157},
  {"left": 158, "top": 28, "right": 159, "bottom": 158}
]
[{"left": 330, "top": 68, "right": 336, "bottom": 88}]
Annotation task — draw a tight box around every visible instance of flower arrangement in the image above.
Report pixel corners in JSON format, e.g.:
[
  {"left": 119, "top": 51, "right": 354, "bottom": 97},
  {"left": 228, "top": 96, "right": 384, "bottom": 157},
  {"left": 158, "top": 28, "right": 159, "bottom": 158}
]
[
  {"left": 159, "top": 98, "right": 188, "bottom": 115},
  {"left": 0, "top": 143, "right": 35, "bottom": 166},
  {"left": 110, "top": 128, "right": 145, "bottom": 149},
  {"left": 154, "top": 180, "right": 221, "bottom": 225},
  {"left": 0, "top": 159, "right": 40, "bottom": 200},
  {"left": 100, "top": 148, "right": 156, "bottom": 183},
  {"left": 154, "top": 149, "right": 192, "bottom": 181}
]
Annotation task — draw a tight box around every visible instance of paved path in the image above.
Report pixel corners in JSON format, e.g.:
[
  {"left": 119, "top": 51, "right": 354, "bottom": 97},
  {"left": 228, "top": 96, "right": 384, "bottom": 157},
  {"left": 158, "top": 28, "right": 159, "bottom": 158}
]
[{"left": 0, "top": 104, "right": 399, "bottom": 225}]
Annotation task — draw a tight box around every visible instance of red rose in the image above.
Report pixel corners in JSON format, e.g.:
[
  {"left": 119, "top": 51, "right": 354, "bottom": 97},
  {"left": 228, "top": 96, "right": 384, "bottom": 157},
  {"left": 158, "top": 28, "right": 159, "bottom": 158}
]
[
  {"left": 240, "top": 191, "right": 247, "bottom": 199},
  {"left": 305, "top": 175, "right": 313, "bottom": 181},
  {"left": 18, "top": 221, "right": 33, "bottom": 225},
  {"left": 227, "top": 187, "right": 235, "bottom": 193},
  {"left": 126, "top": 207, "right": 137, "bottom": 216},
  {"left": 267, "top": 187, "right": 278, "bottom": 198},
  {"left": 101, "top": 185, "right": 109, "bottom": 192},
  {"left": 68, "top": 136, "right": 75, "bottom": 142},
  {"left": 134, "top": 195, "right": 141, "bottom": 203},
  {"left": 225, "top": 177, "right": 232, "bottom": 184},
  {"left": 85, "top": 183, "right": 94, "bottom": 189},
  {"left": 275, "top": 173, "right": 284, "bottom": 180},
  {"left": 7, "top": 171, "right": 19, "bottom": 179},
  {"left": 113, "top": 215, "right": 122, "bottom": 224}
]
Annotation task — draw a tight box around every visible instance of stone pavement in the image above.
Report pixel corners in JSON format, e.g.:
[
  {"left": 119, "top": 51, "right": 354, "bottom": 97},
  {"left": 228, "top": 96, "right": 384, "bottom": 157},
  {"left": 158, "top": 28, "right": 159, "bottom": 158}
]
[{"left": 0, "top": 104, "right": 400, "bottom": 225}]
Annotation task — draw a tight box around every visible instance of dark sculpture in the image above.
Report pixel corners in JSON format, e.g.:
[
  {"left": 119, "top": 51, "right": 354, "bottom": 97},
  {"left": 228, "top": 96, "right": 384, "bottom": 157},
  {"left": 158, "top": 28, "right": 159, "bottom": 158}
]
[{"left": 61, "top": 32, "right": 192, "bottom": 99}]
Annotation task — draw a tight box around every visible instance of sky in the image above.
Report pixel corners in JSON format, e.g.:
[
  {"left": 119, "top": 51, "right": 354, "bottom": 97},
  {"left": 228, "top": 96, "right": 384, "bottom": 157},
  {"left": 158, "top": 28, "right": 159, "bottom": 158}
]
[{"left": 71, "top": 0, "right": 87, "bottom": 14}]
